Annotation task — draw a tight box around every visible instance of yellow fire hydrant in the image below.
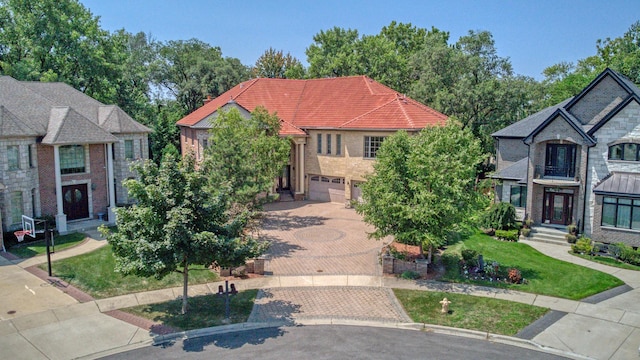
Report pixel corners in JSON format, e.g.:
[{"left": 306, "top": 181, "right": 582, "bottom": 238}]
[{"left": 439, "top": 297, "right": 451, "bottom": 314}]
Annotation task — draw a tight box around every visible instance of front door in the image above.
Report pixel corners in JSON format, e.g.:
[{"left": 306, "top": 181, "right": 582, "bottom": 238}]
[
  {"left": 543, "top": 190, "right": 573, "bottom": 225},
  {"left": 63, "top": 184, "right": 89, "bottom": 220},
  {"left": 278, "top": 165, "right": 290, "bottom": 192}
]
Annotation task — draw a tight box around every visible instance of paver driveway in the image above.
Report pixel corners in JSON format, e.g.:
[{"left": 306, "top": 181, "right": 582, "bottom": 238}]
[{"left": 259, "top": 201, "right": 388, "bottom": 276}]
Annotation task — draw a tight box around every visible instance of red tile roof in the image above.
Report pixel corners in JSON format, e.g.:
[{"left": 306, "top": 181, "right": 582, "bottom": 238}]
[{"left": 176, "top": 76, "right": 447, "bottom": 134}]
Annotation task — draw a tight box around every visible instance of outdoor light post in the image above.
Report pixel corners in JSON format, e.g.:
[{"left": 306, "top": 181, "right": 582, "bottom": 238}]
[
  {"left": 44, "top": 221, "right": 52, "bottom": 277},
  {"left": 217, "top": 280, "right": 238, "bottom": 321}
]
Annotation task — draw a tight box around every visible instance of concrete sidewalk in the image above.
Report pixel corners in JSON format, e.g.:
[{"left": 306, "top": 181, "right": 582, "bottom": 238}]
[{"left": 1, "top": 226, "right": 639, "bottom": 359}]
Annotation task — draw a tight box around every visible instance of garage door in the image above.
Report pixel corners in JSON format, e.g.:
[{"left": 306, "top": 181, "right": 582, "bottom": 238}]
[{"left": 309, "top": 175, "right": 345, "bottom": 203}]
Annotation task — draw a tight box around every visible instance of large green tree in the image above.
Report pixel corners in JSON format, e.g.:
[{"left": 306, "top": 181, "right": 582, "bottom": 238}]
[
  {"left": 154, "top": 39, "right": 250, "bottom": 114},
  {"left": 201, "top": 106, "right": 291, "bottom": 208},
  {"left": 409, "top": 30, "right": 544, "bottom": 154},
  {"left": 253, "top": 47, "right": 305, "bottom": 79},
  {"left": 355, "top": 121, "right": 485, "bottom": 258},
  {"left": 102, "top": 153, "right": 266, "bottom": 314}
]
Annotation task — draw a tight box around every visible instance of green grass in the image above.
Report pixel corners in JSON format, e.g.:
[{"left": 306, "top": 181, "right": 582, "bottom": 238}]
[
  {"left": 122, "top": 290, "right": 258, "bottom": 331},
  {"left": 394, "top": 289, "right": 548, "bottom": 336},
  {"left": 44, "top": 245, "right": 219, "bottom": 299},
  {"left": 442, "top": 232, "right": 624, "bottom": 300},
  {"left": 9, "top": 232, "right": 87, "bottom": 258},
  {"left": 572, "top": 253, "right": 640, "bottom": 271}
]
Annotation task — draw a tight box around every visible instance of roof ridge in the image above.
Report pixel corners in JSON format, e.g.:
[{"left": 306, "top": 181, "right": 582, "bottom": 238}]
[
  {"left": 290, "top": 79, "right": 308, "bottom": 123},
  {"left": 338, "top": 96, "right": 397, "bottom": 128},
  {"left": 231, "top": 78, "right": 260, "bottom": 101},
  {"left": 396, "top": 95, "right": 415, "bottom": 128}
]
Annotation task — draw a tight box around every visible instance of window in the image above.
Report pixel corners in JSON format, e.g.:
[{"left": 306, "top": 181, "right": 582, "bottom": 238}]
[
  {"left": 364, "top": 136, "right": 385, "bottom": 158},
  {"left": 60, "top": 145, "right": 85, "bottom": 174},
  {"left": 326, "top": 134, "right": 332, "bottom": 155},
  {"left": 124, "top": 140, "right": 134, "bottom": 160},
  {"left": 317, "top": 134, "right": 322, "bottom": 154},
  {"left": 602, "top": 197, "right": 640, "bottom": 230},
  {"left": 10, "top": 191, "right": 23, "bottom": 225},
  {"left": 28, "top": 145, "right": 34, "bottom": 168},
  {"left": 510, "top": 186, "right": 527, "bottom": 208},
  {"left": 7, "top": 145, "right": 19, "bottom": 170},
  {"left": 609, "top": 143, "right": 640, "bottom": 161},
  {"left": 545, "top": 143, "right": 576, "bottom": 177},
  {"left": 202, "top": 139, "right": 208, "bottom": 148},
  {"left": 336, "top": 134, "right": 342, "bottom": 155}
]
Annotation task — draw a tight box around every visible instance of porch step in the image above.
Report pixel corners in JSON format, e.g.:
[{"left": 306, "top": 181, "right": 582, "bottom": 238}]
[
  {"left": 527, "top": 226, "right": 571, "bottom": 247},
  {"left": 278, "top": 193, "right": 294, "bottom": 202}
]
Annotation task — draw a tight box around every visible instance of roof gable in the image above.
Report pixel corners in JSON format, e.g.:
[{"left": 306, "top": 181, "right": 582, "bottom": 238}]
[
  {"left": 42, "top": 107, "right": 118, "bottom": 145},
  {"left": 523, "top": 108, "right": 596, "bottom": 146},
  {"left": 176, "top": 76, "right": 447, "bottom": 132},
  {"left": 0, "top": 105, "right": 40, "bottom": 137},
  {"left": 99, "top": 105, "right": 151, "bottom": 133}
]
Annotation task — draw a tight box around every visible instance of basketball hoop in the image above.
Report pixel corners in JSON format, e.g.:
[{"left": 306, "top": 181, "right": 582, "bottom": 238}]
[{"left": 14, "top": 230, "right": 31, "bottom": 242}]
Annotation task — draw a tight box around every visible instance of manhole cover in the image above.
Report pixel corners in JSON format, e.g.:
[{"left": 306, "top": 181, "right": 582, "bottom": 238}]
[{"left": 294, "top": 228, "right": 345, "bottom": 242}]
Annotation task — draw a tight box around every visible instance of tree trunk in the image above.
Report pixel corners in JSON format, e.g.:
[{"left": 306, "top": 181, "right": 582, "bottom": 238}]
[
  {"left": 181, "top": 258, "right": 189, "bottom": 315},
  {"left": 427, "top": 244, "right": 433, "bottom": 264}
]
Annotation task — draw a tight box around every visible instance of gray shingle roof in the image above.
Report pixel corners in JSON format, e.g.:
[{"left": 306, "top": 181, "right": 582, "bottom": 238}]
[
  {"left": 491, "top": 98, "right": 573, "bottom": 138},
  {"left": 42, "top": 107, "right": 118, "bottom": 145},
  {"left": 491, "top": 157, "right": 528, "bottom": 181},
  {"left": 593, "top": 172, "right": 640, "bottom": 197},
  {"left": 0, "top": 76, "right": 150, "bottom": 142}
]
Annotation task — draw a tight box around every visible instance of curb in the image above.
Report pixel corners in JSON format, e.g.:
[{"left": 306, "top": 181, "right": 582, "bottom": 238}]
[{"left": 149, "top": 320, "right": 593, "bottom": 360}]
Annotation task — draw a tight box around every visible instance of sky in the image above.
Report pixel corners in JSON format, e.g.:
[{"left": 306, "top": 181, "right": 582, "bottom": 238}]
[{"left": 79, "top": 0, "right": 639, "bottom": 80}]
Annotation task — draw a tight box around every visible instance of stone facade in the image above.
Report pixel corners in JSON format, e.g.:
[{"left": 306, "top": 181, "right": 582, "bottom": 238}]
[
  {"left": 495, "top": 138, "right": 528, "bottom": 171},
  {"left": 1, "top": 138, "right": 39, "bottom": 229},
  {"left": 112, "top": 134, "right": 149, "bottom": 205}
]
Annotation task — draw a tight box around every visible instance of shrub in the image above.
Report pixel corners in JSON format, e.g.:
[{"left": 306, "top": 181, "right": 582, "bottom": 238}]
[
  {"left": 523, "top": 217, "right": 534, "bottom": 229},
  {"left": 566, "top": 223, "right": 578, "bottom": 235},
  {"left": 521, "top": 228, "right": 531, "bottom": 237},
  {"left": 565, "top": 234, "right": 577, "bottom": 244},
  {"left": 481, "top": 202, "right": 517, "bottom": 230},
  {"left": 461, "top": 249, "right": 478, "bottom": 263},
  {"left": 571, "top": 237, "right": 593, "bottom": 254},
  {"left": 616, "top": 243, "right": 640, "bottom": 266},
  {"left": 508, "top": 268, "right": 522, "bottom": 283},
  {"left": 400, "top": 270, "right": 420, "bottom": 280},
  {"left": 495, "top": 229, "right": 519, "bottom": 242}
]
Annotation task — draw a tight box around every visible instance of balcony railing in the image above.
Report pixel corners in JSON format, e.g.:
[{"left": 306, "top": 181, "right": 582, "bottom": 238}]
[{"left": 535, "top": 165, "right": 576, "bottom": 179}]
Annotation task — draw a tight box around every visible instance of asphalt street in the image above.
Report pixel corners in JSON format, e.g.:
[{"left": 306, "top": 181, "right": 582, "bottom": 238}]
[{"left": 100, "top": 325, "right": 569, "bottom": 360}]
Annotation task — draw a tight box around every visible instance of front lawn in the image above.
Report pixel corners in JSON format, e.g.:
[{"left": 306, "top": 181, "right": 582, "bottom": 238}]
[
  {"left": 394, "top": 289, "right": 548, "bottom": 336},
  {"left": 45, "top": 245, "right": 219, "bottom": 298},
  {"left": 122, "top": 290, "right": 258, "bottom": 331},
  {"left": 442, "top": 232, "right": 624, "bottom": 300},
  {"left": 9, "top": 232, "right": 87, "bottom": 258}
]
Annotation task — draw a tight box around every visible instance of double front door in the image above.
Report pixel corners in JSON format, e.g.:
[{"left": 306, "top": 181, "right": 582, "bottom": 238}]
[
  {"left": 543, "top": 189, "right": 573, "bottom": 225},
  {"left": 62, "top": 184, "right": 89, "bottom": 220}
]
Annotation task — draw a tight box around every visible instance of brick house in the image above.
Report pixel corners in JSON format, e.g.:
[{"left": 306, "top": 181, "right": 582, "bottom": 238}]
[
  {"left": 0, "top": 76, "right": 151, "bottom": 233},
  {"left": 177, "top": 76, "right": 447, "bottom": 205},
  {"left": 492, "top": 68, "right": 640, "bottom": 246}
]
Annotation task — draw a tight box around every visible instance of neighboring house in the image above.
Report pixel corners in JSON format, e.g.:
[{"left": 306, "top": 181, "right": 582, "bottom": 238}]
[
  {"left": 0, "top": 76, "right": 151, "bottom": 234},
  {"left": 177, "top": 76, "right": 447, "bottom": 205},
  {"left": 492, "top": 68, "right": 640, "bottom": 247}
]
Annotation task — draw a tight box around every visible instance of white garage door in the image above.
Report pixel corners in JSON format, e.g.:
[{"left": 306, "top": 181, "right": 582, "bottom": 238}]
[{"left": 309, "top": 175, "right": 345, "bottom": 203}]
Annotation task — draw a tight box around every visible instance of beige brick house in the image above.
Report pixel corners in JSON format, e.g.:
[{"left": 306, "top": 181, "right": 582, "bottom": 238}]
[
  {"left": 492, "top": 68, "right": 640, "bottom": 246},
  {"left": 177, "top": 76, "right": 447, "bottom": 205},
  {"left": 0, "top": 76, "right": 151, "bottom": 233}
]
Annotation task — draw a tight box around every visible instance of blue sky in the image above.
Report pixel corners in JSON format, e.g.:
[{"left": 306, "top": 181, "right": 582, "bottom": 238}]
[{"left": 80, "top": 0, "right": 639, "bottom": 80}]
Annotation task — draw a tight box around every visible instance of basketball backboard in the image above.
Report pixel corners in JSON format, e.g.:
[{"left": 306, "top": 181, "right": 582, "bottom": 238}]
[{"left": 22, "top": 215, "right": 36, "bottom": 238}]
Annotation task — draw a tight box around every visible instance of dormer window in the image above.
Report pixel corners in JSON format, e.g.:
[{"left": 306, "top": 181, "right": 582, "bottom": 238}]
[{"left": 609, "top": 143, "right": 640, "bottom": 161}]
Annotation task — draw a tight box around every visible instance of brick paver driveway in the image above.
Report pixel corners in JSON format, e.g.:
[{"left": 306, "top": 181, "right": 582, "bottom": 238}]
[{"left": 259, "top": 201, "right": 389, "bottom": 276}]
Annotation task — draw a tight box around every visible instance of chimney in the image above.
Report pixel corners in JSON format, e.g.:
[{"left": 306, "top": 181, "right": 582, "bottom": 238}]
[{"left": 203, "top": 95, "right": 212, "bottom": 105}]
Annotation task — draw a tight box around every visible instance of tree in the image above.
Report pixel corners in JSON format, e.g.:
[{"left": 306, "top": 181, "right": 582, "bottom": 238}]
[
  {"left": 253, "top": 47, "right": 305, "bottom": 79},
  {"left": 201, "top": 106, "right": 291, "bottom": 208},
  {"left": 102, "top": 152, "right": 267, "bottom": 314},
  {"left": 149, "top": 100, "right": 182, "bottom": 163},
  {"left": 0, "top": 0, "right": 113, "bottom": 96},
  {"left": 409, "top": 30, "right": 545, "bottom": 154},
  {"left": 355, "top": 121, "right": 485, "bottom": 259},
  {"left": 306, "top": 26, "right": 361, "bottom": 78},
  {"left": 154, "top": 39, "right": 250, "bottom": 114}
]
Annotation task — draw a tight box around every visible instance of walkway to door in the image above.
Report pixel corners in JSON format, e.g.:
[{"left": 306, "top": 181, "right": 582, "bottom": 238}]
[{"left": 259, "top": 201, "right": 388, "bottom": 276}]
